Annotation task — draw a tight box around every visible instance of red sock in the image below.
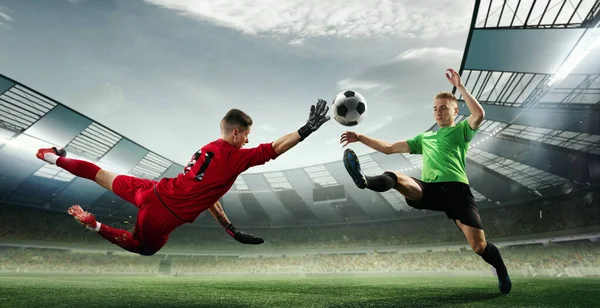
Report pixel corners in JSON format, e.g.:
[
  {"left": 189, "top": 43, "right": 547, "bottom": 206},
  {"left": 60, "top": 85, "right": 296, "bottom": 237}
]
[
  {"left": 97, "top": 224, "right": 146, "bottom": 254},
  {"left": 57, "top": 157, "right": 101, "bottom": 181}
]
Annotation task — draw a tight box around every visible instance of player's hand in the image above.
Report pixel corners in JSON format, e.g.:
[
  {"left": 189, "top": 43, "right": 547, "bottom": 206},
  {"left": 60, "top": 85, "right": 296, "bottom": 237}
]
[
  {"left": 340, "top": 131, "right": 360, "bottom": 147},
  {"left": 225, "top": 224, "right": 264, "bottom": 245},
  {"left": 306, "top": 99, "right": 331, "bottom": 131},
  {"left": 298, "top": 99, "right": 331, "bottom": 141},
  {"left": 445, "top": 68, "right": 463, "bottom": 88}
]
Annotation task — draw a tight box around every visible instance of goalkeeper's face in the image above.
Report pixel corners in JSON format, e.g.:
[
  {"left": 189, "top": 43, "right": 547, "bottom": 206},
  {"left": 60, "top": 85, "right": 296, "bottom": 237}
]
[{"left": 233, "top": 126, "right": 251, "bottom": 149}]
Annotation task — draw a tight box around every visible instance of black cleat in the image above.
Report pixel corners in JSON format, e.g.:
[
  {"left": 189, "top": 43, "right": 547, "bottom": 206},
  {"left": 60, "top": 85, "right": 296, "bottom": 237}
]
[
  {"left": 343, "top": 148, "right": 367, "bottom": 189},
  {"left": 54, "top": 147, "right": 67, "bottom": 157},
  {"left": 498, "top": 275, "right": 512, "bottom": 294}
]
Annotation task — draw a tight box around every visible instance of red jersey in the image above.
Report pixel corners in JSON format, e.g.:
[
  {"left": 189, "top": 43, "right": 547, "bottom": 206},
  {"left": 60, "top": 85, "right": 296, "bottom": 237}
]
[{"left": 155, "top": 138, "right": 279, "bottom": 222}]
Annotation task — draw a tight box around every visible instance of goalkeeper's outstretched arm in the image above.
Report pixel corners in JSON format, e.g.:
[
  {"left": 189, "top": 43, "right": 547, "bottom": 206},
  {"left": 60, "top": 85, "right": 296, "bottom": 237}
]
[
  {"left": 209, "top": 201, "right": 264, "bottom": 245},
  {"left": 271, "top": 99, "right": 330, "bottom": 156}
]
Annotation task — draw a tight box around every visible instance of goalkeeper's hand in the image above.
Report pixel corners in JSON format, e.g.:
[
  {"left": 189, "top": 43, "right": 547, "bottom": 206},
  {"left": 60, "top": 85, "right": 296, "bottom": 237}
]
[
  {"left": 298, "top": 99, "right": 331, "bottom": 141},
  {"left": 225, "top": 224, "right": 264, "bottom": 245}
]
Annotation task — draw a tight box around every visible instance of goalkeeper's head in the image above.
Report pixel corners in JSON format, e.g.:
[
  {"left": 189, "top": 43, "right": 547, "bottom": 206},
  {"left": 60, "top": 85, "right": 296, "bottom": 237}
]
[{"left": 221, "top": 109, "right": 253, "bottom": 149}]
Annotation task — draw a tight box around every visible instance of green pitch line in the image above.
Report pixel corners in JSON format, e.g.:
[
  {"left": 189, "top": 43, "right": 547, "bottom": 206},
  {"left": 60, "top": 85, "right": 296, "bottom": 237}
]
[{"left": 0, "top": 274, "right": 598, "bottom": 308}]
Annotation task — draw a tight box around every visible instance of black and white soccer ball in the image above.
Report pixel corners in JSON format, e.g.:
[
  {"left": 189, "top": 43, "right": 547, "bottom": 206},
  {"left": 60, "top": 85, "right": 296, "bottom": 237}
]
[{"left": 331, "top": 90, "right": 367, "bottom": 126}]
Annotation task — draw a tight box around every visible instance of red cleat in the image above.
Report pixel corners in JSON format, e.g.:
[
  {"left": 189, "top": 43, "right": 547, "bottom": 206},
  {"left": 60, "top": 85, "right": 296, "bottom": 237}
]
[
  {"left": 68, "top": 204, "right": 98, "bottom": 230},
  {"left": 36, "top": 147, "right": 67, "bottom": 164}
]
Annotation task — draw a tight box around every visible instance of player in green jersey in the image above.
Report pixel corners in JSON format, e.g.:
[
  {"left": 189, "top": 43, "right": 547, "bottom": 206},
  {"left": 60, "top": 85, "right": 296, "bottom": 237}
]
[{"left": 341, "top": 68, "right": 511, "bottom": 294}]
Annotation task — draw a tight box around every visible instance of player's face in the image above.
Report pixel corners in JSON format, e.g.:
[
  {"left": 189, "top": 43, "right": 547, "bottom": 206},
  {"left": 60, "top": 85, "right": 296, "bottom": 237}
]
[
  {"left": 433, "top": 99, "right": 458, "bottom": 127},
  {"left": 233, "top": 126, "right": 250, "bottom": 149}
]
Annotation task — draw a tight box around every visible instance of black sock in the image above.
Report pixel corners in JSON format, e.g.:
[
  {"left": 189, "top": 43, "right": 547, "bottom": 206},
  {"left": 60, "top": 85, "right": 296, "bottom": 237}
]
[
  {"left": 365, "top": 172, "right": 397, "bottom": 192},
  {"left": 478, "top": 242, "right": 508, "bottom": 278}
]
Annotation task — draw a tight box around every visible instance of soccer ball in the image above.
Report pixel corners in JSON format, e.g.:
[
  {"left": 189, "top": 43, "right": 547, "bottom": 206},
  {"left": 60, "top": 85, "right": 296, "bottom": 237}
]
[{"left": 331, "top": 90, "right": 367, "bottom": 126}]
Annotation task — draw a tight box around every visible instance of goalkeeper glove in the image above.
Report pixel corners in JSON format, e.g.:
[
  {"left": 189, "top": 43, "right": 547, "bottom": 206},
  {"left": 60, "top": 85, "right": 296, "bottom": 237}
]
[
  {"left": 298, "top": 99, "right": 331, "bottom": 141},
  {"left": 225, "top": 224, "right": 264, "bottom": 245}
]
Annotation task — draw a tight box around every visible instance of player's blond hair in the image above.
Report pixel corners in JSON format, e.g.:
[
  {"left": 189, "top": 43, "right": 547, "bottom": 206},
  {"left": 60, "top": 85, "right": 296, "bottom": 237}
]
[{"left": 434, "top": 92, "right": 458, "bottom": 106}]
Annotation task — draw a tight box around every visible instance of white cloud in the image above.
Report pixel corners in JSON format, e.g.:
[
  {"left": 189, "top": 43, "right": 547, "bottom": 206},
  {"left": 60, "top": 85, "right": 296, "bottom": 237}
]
[
  {"left": 143, "top": 0, "right": 471, "bottom": 40},
  {"left": 393, "top": 47, "right": 463, "bottom": 62},
  {"left": 258, "top": 124, "right": 277, "bottom": 132},
  {"left": 288, "top": 38, "right": 305, "bottom": 46},
  {"left": 337, "top": 78, "right": 391, "bottom": 91},
  {"left": 338, "top": 47, "right": 463, "bottom": 95},
  {"left": 336, "top": 78, "right": 393, "bottom": 99},
  {"left": 0, "top": 7, "right": 13, "bottom": 22},
  {"left": 324, "top": 136, "right": 341, "bottom": 145},
  {"left": 364, "top": 116, "right": 393, "bottom": 134},
  {"left": 67, "top": 82, "right": 126, "bottom": 119}
]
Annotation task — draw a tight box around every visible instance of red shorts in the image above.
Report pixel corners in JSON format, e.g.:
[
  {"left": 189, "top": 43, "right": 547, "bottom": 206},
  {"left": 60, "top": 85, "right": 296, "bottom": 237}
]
[{"left": 112, "top": 175, "right": 185, "bottom": 251}]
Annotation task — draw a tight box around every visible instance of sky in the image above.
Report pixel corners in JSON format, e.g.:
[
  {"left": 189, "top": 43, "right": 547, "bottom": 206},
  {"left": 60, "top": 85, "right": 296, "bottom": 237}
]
[{"left": 0, "top": 0, "right": 473, "bottom": 173}]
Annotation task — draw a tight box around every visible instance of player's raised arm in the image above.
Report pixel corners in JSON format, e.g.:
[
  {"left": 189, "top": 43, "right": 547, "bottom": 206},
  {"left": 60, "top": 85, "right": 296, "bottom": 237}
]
[
  {"left": 209, "top": 201, "right": 264, "bottom": 245},
  {"left": 271, "top": 99, "right": 331, "bottom": 155},
  {"left": 446, "top": 68, "right": 485, "bottom": 130},
  {"left": 340, "top": 132, "right": 411, "bottom": 155}
]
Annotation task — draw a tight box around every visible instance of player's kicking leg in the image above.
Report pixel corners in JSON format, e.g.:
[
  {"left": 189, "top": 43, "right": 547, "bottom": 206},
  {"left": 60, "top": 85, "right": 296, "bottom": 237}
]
[
  {"left": 455, "top": 220, "right": 512, "bottom": 294},
  {"left": 36, "top": 147, "right": 118, "bottom": 191},
  {"left": 343, "top": 148, "right": 421, "bottom": 199}
]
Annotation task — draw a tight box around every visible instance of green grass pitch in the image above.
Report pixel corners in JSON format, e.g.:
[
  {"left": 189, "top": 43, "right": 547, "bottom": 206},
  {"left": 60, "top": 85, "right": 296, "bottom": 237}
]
[{"left": 1, "top": 274, "right": 598, "bottom": 307}]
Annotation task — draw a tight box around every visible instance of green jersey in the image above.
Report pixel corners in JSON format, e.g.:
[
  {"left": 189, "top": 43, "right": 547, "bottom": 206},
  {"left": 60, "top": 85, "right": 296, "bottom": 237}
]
[{"left": 406, "top": 119, "right": 477, "bottom": 184}]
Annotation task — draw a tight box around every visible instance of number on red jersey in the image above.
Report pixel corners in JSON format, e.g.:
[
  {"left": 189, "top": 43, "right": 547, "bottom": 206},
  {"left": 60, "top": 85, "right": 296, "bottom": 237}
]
[{"left": 183, "top": 150, "right": 214, "bottom": 181}]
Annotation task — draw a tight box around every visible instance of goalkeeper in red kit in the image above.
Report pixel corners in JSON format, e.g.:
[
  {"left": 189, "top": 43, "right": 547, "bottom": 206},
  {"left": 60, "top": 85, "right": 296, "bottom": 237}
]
[{"left": 35, "top": 100, "right": 330, "bottom": 256}]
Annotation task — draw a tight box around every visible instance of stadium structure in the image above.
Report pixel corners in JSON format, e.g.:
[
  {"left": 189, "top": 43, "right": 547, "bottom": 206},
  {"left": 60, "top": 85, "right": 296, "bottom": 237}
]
[{"left": 0, "top": 0, "right": 599, "bottom": 281}]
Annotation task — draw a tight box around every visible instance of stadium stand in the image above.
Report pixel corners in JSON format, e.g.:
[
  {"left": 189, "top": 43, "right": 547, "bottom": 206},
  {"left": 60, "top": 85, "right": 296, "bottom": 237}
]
[
  {"left": 0, "top": 188, "right": 597, "bottom": 253},
  {"left": 2, "top": 240, "right": 599, "bottom": 278}
]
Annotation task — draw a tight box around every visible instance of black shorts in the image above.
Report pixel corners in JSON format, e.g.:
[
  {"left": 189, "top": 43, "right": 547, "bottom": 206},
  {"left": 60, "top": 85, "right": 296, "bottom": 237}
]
[{"left": 405, "top": 178, "right": 484, "bottom": 230}]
